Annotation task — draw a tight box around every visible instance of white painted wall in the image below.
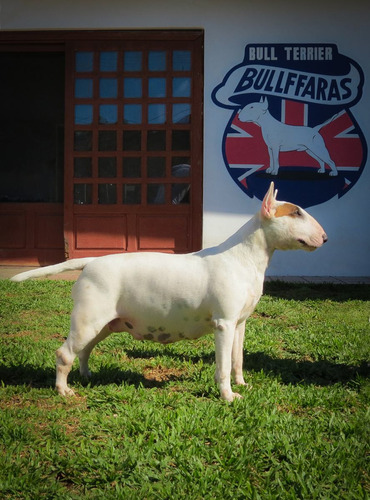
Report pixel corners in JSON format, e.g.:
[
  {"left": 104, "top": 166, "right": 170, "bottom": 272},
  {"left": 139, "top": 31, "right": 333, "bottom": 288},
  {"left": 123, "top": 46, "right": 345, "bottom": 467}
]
[{"left": 1, "top": 0, "right": 369, "bottom": 276}]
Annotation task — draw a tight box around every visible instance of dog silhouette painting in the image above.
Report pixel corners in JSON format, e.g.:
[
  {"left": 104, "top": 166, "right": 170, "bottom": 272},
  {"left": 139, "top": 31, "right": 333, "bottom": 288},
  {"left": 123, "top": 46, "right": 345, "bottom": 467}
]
[{"left": 238, "top": 97, "right": 338, "bottom": 177}]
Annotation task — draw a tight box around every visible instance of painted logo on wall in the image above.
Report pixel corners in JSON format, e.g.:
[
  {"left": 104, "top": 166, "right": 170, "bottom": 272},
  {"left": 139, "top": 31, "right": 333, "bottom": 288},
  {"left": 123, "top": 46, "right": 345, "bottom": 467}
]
[{"left": 212, "top": 44, "right": 366, "bottom": 207}]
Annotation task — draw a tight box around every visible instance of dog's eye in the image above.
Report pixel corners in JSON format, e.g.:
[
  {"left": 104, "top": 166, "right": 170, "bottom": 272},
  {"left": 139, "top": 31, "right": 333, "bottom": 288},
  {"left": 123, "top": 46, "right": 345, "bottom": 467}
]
[{"left": 294, "top": 209, "right": 302, "bottom": 217}]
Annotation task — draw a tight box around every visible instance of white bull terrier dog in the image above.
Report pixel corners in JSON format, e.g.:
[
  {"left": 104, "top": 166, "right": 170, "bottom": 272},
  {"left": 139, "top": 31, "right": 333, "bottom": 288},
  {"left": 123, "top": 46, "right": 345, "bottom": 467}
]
[
  {"left": 11, "top": 183, "right": 327, "bottom": 401},
  {"left": 238, "top": 97, "right": 338, "bottom": 177}
]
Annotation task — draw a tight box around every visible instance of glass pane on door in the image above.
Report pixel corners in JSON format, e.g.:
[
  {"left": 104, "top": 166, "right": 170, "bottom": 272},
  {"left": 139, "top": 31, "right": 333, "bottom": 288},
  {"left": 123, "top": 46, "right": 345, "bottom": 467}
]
[
  {"left": 148, "top": 51, "right": 166, "bottom": 71},
  {"left": 76, "top": 51, "right": 93, "bottom": 72},
  {"left": 100, "top": 51, "right": 118, "bottom": 72}
]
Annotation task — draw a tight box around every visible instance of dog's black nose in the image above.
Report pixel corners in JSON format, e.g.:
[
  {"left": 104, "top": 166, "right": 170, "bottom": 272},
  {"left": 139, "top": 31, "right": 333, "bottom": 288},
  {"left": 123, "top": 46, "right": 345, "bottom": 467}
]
[{"left": 323, "top": 233, "right": 328, "bottom": 243}]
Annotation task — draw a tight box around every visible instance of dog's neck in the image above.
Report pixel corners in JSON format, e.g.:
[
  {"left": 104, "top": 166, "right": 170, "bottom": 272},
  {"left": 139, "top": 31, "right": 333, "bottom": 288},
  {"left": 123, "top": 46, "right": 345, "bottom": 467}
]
[
  {"left": 202, "top": 214, "right": 274, "bottom": 277},
  {"left": 255, "top": 109, "right": 275, "bottom": 126}
]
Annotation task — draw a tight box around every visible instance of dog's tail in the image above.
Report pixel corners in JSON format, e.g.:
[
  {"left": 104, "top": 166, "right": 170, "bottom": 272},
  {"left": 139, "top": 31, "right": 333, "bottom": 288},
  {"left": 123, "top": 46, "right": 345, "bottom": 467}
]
[
  {"left": 10, "top": 257, "right": 96, "bottom": 282},
  {"left": 314, "top": 113, "right": 339, "bottom": 131}
]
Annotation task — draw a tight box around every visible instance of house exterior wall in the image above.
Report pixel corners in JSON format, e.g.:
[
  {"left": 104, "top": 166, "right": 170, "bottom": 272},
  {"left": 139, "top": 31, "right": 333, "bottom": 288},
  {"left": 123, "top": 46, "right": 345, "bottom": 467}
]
[{"left": 1, "top": 0, "right": 369, "bottom": 276}]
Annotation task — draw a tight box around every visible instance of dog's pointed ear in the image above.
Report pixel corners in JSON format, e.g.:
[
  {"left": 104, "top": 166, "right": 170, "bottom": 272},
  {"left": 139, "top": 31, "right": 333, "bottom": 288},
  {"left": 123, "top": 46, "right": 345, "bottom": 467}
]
[{"left": 261, "top": 182, "right": 277, "bottom": 219}]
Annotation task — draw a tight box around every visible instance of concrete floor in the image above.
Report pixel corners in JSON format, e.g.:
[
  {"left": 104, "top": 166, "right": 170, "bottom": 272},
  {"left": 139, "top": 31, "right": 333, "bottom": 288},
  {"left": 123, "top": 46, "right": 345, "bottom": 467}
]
[{"left": 1, "top": 266, "right": 369, "bottom": 284}]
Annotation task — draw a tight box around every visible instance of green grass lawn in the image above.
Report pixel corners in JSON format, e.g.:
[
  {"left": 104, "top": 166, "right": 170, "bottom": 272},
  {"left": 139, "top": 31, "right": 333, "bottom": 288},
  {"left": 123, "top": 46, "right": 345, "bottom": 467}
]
[{"left": 0, "top": 279, "right": 369, "bottom": 499}]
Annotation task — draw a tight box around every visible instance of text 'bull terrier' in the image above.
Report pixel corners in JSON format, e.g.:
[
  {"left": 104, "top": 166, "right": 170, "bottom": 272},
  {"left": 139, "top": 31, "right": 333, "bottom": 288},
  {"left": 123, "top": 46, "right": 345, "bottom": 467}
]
[{"left": 11, "top": 183, "right": 327, "bottom": 401}]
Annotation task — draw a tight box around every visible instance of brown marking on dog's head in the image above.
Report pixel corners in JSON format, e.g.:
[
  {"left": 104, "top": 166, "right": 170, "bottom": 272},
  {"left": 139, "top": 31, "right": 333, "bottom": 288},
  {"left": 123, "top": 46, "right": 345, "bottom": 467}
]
[
  {"left": 275, "top": 203, "right": 300, "bottom": 218},
  {"left": 260, "top": 182, "right": 327, "bottom": 251}
]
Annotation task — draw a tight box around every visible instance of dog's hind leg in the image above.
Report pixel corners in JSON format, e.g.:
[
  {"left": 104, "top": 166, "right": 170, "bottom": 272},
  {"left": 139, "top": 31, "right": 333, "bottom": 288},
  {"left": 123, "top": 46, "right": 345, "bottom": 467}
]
[
  {"left": 56, "top": 343, "right": 77, "bottom": 396},
  {"left": 78, "top": 325, "right": 111, "bottom": 378},
  {"left": 306, "top": 148, "right": 338, "bottom": 176},
  {"left": 305, "top": 149, "right": 326, "bottom": 173},
  {"left": 324, "top": 154, "right": 338, "bottom": 177},
  {"left": 307, "top": 136, "right": 338, "bottom": 176},
  {"left": 56, "top": 302, "right": 113, "bottom": 396}
]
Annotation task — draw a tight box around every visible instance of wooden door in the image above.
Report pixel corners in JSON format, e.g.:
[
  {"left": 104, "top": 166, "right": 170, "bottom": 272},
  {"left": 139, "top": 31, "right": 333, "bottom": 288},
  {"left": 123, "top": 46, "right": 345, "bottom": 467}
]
[
  {"left": 64, "top": 32, "right": 203, "bottom": 258},
  {"left": 0, "top": 49, "right": 65, "bottom": 265}
]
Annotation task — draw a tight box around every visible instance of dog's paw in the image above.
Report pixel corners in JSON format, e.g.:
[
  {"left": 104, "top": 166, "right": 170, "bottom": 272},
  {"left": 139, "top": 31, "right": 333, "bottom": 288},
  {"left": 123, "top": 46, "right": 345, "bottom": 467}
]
[
  {"left": 230, "top": 392, "right": 243, "bottom": 401},
  {"left": 235, "top": 379, "right": 253, "bottom": 391},
  {"left": 221, "top": 390, "right": 243, "bottom": 402},
  {"left": 266, "top": 168, "right": 278, "bottom": 176},
  {"left": 329, "top": 171, "right": 338, "bottom": 177},
  {"left": 56, "top": 386, "right": 75, "bottom": 397}
]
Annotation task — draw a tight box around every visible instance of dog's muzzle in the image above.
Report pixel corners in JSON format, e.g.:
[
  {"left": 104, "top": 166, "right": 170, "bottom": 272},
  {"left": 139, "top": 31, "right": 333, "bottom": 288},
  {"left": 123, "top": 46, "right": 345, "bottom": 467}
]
[{"left": 298, "top": 233, "right": 327, "bottom": 250}]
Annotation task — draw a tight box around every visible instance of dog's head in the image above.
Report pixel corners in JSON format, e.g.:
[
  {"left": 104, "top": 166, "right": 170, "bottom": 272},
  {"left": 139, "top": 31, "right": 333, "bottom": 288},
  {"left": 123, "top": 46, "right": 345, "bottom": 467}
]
[
  {"left": 260, "top": 182, "right": 328, "bottom": 251},
  {"left": 238, "top": 97, "right": 269, "bottom": 123}
]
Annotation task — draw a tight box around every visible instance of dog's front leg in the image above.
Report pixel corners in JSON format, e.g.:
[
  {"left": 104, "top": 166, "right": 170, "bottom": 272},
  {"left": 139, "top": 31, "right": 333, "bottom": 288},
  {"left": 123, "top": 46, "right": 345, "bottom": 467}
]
[
  {"left": 214, "top": 320, "right": 242, "bottom": 401},
  {"left": 266, "top": 147, "right": 279, "bottom": 175},
  {"left": 232, "top": 320, "right": 247, "bottom": 386}
]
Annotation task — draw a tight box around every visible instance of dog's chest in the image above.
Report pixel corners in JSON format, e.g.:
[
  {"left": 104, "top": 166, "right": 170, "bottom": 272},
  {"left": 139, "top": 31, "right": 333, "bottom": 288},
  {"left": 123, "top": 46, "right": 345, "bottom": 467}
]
[{"left": 239, "top": 288, "right": 262, "bottom": 321}]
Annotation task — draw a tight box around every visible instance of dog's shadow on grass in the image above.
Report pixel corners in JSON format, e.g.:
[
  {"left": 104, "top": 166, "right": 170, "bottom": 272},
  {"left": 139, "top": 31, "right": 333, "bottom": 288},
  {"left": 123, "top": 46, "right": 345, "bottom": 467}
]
[
  {"left": 0, "top": 353, "right": 368, "bottom": 391},
  {"left": 0, "top": 364, "right": 56, "bottom": 389},
  {"left": 125, "top": 346, "right": 369, "bottom": 386},
  {"left": 0, "top": 363, "right": 177, "bottom": 391},
  {"left": 243, "top": 352, "right": 369, "bottom": 386}
]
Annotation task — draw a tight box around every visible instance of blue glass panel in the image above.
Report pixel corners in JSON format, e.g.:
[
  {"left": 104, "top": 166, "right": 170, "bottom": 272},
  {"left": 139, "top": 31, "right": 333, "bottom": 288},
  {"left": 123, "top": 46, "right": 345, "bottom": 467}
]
[
  {"left": 124, "top": 51, "right": 142, "bottom": 71},
  {"left": 75, "top": 52, "right": 94, "bottom": 72},
  {"left": 99, "top": 78, "right": 117, "bottom": 98},
  {"left": 148, "top": 51, "right": 166, "bottom": 71},
  {"left": 100, "top": 51, "right": 118, "bottom": 71},
  {"left": 148, "top": 78, "right": 166, "bottom": 98},
  {"left": 172, "top": 103, "right": 191, "bottom": 124},
  {"left": 124, "top": 104, "right": 142, "bottom": 124},
  {"left": 124, "top": 78, "right": 142, "bottom": 98},
  {"left": 75, "top": 78, "right": 93, "bottom": 98},
  {"left": 173, "top": 51, "right": 191, "bottom": 71},
  {"left": 99, "top": 105, "right": 118, "bottom": 124},
  {"left": 172, "top": 77, "right": 191, "bottom": 97},
  {"left": 148, "top": 104, "right": 166, "bottom": 124},
  {"left": 75, "top": 104, "right": 93, "bottom": 125}
]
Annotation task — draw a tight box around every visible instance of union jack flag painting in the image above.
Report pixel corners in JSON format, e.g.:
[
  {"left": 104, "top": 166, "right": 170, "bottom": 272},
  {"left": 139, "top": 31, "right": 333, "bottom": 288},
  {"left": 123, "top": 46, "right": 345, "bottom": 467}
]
[{"left": 212, "top": 44, "right": 366, "bottom": 208}]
